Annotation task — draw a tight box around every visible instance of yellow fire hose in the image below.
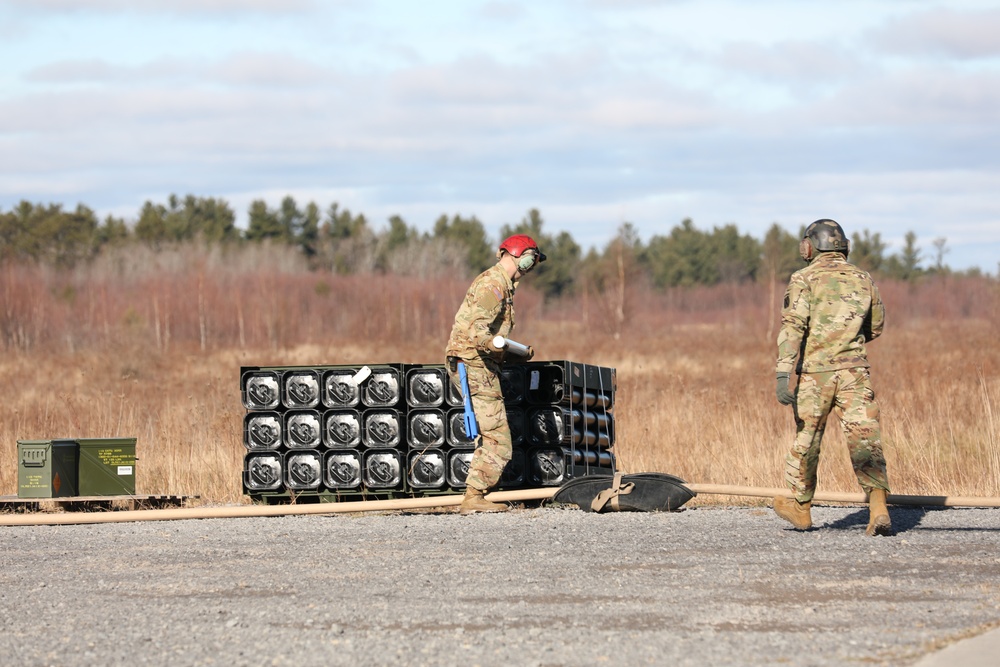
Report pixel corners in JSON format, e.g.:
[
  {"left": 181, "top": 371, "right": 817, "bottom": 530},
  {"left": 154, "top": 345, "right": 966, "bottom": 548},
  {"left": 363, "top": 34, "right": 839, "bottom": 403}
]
[
  {"left": 685, "top": 483, "right": 1000, "bottom": 508},
  {"left": 2, "top": 484, "right": 998, "bottom": 527},
  {"left": 0, "top": 488, "right": 554, "bottom": 526}
]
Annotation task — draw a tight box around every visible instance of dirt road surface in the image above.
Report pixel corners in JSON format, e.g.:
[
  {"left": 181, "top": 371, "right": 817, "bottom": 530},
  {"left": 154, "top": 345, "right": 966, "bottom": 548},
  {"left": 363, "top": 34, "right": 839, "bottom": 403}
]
[{"left": 1, "top": 504, "right": 998, "bottom": 666}]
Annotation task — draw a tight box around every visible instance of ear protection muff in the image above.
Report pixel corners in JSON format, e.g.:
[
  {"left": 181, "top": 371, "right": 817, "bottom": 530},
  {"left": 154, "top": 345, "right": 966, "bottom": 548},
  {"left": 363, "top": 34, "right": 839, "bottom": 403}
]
[
  {"left": 799, "top": 237, "right": 850, "bottom": 261},
  {"left": 517, "top": 251, "right": 538, "bottom": 273},
  {"left": 799, "top": 238, "right": 813, "bottom": 262}
]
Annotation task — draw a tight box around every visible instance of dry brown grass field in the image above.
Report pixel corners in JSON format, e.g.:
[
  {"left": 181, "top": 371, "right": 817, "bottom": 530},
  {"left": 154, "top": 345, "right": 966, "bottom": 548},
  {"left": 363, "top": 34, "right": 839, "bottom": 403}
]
[{"left": 2, "top": 251, "right": 998, "bottom": 505}]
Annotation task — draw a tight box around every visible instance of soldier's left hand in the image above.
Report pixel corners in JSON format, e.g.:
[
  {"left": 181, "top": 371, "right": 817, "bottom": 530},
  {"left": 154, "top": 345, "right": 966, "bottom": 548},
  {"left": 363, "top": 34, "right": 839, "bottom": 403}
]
[{"left": 775, "top": 373, "right": 795, "bottom": 405}]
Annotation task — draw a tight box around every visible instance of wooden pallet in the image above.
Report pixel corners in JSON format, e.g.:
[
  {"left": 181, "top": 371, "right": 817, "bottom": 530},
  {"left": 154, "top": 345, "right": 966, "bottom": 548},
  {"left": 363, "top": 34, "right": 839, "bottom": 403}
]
[{"left": 0, "top": 494, "right": 200, "bottom": 513}]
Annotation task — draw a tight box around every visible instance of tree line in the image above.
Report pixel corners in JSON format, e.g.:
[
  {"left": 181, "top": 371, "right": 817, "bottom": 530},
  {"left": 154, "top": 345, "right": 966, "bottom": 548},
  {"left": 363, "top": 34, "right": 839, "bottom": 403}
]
[{"left": 0, "top": 194, "right": 977, "bottom": 299}]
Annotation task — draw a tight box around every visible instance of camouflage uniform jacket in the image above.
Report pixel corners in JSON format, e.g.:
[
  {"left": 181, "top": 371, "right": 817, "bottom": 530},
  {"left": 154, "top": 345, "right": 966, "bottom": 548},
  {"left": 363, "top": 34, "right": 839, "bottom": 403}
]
[
  {"left": 446, "top": 262, "right": 516, "bottom": 361},
  {"left": 776, "top": 252, "right": 885, "bottom": 374}
]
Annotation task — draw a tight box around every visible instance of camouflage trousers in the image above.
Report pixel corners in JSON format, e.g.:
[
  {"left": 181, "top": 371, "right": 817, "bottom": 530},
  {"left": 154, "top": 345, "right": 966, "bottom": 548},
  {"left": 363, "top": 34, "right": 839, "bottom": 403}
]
[
  {"left": 785, "top": 367, "right": 889, "bottom": 503},
  {"left": 447, "top": 357, "right": 512, "bottom": 492}
]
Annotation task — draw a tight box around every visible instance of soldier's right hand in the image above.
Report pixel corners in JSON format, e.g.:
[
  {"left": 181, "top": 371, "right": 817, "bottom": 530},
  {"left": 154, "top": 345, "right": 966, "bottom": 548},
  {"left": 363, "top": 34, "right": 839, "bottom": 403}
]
[{"left": 775, "top": 373, "right": 795, "bottom": 405}]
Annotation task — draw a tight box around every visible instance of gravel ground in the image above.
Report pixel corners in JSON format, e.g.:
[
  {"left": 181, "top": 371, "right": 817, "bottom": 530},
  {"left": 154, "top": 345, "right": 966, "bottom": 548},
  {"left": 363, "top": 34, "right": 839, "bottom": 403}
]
[{"left": 1, "top": 502, "right": 999, "bottom": 667}]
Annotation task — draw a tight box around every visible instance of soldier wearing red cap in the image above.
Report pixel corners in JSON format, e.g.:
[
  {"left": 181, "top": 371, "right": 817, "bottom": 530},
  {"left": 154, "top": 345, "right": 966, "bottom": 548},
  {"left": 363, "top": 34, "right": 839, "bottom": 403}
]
[{"left": 446, "top": 234, "right": 546, "bottom": 514}]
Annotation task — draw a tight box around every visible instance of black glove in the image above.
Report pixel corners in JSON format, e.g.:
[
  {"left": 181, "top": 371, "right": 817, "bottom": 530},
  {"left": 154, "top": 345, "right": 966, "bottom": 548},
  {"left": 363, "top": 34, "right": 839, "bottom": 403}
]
[{"left": 776, "top": 373, "right": 795, "bottom": 405}]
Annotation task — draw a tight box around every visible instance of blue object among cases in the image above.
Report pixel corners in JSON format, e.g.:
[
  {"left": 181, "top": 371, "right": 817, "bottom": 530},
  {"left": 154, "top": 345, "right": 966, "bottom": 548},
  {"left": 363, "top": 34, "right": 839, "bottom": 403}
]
[{"left": 457, "top": 362, "right": 479, "bottom": 440}]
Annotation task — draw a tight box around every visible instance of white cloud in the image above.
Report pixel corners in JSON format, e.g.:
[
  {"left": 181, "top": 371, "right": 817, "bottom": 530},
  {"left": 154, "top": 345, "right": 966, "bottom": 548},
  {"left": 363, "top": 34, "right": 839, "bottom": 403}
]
[
  {"left": 715, "top": 40, "right": 867, "bottom": 85},
  {"left": 585, "top": 0, "right": 690, "bottom": 8},
  {"left": 26, "top": 52, "right": 339, "bottom": 88},
  {"left": 209, "top": 53, "right": 339, "bottom": 88},
  {"left": 382, "top": 50, "right": 722, "bottom": 136},
  {"left": 805, "top": 66, "right": 1000, "bottom": 127},
  {"left": 476, "top": 1, "right": 526, "bottom": 21},
  {"left": 869, "top": 8, "right": 1000, "bottom": 59},
  {"left": 0, "top": 0, "right": 319, "bottom": 15},
  {"left": 584, "top": 96, "right": 718, "bottom": 130}
]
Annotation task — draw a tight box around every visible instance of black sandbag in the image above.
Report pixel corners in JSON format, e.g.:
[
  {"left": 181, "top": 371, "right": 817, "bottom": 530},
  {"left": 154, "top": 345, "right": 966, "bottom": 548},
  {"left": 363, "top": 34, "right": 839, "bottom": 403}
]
[{"left": 552, "top": 472, "right": 695, "bottom": 512}]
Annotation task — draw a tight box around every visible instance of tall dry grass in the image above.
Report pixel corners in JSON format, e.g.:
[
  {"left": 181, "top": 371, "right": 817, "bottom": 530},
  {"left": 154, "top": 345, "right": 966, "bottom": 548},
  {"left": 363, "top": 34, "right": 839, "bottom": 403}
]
[{"left": 1, "top": 250, "right": 998, "bottom": 505}]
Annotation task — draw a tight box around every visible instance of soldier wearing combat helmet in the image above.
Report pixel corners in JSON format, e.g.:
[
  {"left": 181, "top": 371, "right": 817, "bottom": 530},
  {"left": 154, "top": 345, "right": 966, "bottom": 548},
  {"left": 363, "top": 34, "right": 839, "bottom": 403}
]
[
  {"left": 446, "top": 234, "right": 545, "bottom": 515},
  {"left": 773, "top": 219, "right": 892, "bottom": 536}
]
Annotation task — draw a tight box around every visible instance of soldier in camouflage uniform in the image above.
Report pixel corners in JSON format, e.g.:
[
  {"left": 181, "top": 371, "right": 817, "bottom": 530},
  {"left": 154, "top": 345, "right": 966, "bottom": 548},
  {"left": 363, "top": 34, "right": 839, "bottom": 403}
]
[
  {"left": 773, "top": 219, "right": 892, "bottom": 536},
  {"left": 446, "top": 234, "right": 545, "bottom": 515}
]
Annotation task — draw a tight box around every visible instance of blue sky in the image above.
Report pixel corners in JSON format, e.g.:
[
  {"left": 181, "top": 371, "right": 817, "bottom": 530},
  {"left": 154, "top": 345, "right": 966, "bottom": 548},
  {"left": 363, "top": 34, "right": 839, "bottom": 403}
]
[{"left": 1, "top": 0, "right": 998, "bottom": 271}]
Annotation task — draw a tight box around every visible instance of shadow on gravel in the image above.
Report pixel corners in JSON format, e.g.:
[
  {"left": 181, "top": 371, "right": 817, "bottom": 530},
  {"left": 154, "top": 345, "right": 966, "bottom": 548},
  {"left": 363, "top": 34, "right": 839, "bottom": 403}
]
[
  {"left": 823, "top": 506, "right": 1000, "bottom": 534},
  {"left": 822, "top": 508, "right": 870, "bottom": 532}
]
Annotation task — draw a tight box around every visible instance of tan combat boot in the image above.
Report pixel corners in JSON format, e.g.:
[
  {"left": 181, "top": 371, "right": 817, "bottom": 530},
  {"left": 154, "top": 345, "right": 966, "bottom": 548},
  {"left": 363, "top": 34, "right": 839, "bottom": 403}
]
[
  {"left": 866, "top": 488, "right": 893, "bottom": 536},
  {"left": 459, "top": 487, "right": 508, "bottom": 515},
  {"left": 773, "top": 496, "right": 812, "bottom": 530}
]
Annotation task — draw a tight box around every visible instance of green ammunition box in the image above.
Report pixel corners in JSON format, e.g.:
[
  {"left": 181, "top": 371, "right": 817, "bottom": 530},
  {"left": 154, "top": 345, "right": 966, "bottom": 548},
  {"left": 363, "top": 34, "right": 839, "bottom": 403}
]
[
  {"left": 77, "top": 438, "right": 137, "bottom": 496},
  {"left": 17, "top": 440, "right": 80, "bottom": 498}
]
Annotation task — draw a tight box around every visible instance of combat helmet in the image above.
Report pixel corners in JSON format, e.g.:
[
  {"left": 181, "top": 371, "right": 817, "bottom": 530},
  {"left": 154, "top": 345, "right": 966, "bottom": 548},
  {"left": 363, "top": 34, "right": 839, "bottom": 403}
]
[
  {"left": 800, "top": 219, "right": 849, "bottom": 261},
  {"left": 497, "top": 234, "right": 547, "bottom": 273}
]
